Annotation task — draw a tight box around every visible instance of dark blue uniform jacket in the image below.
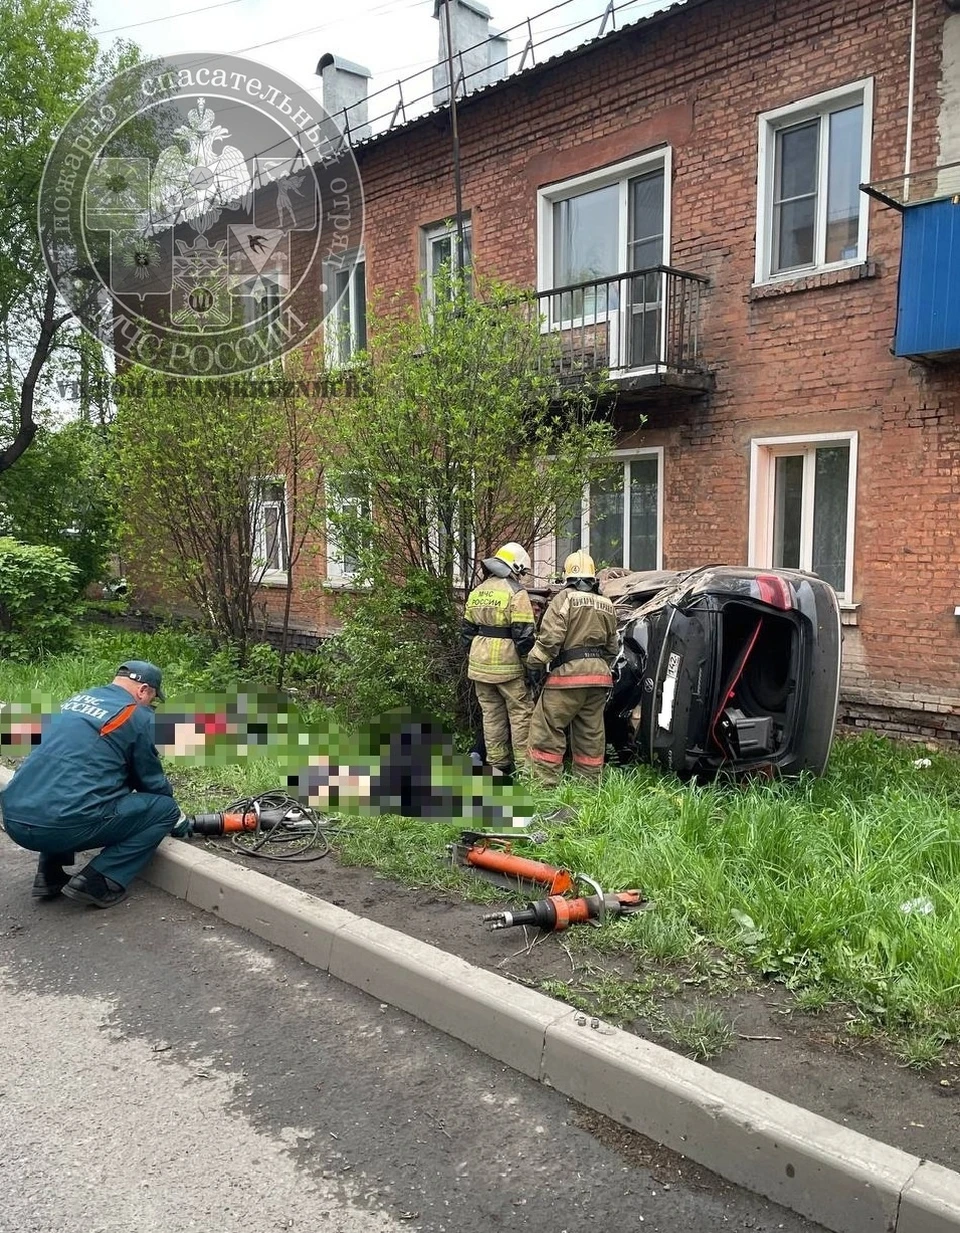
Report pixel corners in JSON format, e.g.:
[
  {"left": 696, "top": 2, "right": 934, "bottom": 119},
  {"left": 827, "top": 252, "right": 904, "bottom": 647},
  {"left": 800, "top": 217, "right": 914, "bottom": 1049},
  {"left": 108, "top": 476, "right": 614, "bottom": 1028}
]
[{"left": 1, "top": 684, "right": 173, "bottom": 825}]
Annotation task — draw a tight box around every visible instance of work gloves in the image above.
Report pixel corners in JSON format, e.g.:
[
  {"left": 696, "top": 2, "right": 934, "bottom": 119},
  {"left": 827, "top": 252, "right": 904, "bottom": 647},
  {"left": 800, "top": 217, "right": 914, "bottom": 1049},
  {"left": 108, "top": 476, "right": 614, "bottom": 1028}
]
[
  {"left": 525, "top": 665, "right": 546, "bottom": 693},
  {"left": 170, "top": 812, "right": 192, "bottom": 839}
]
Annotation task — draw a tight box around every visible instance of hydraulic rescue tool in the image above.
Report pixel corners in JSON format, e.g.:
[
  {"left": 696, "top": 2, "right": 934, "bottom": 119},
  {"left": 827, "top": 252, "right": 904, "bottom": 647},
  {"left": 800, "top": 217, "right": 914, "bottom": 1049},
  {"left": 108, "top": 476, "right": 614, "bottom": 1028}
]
[
  {"left": 448, "top": 831, "right": 574, "bottom": 895},
  {"left": 483, "top": 876, "right": 649, "bottom": 932},
  {"left": 183, "top": 792, "right": 330, "bottom": 862},
  {"left": 185, "top": 802, "right": 315, "bottom": 836}
]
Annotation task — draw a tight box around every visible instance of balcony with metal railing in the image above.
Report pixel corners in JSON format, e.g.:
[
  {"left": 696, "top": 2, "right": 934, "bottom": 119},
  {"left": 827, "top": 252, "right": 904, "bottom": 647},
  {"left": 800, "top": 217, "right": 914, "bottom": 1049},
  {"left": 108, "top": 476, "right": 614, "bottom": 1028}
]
[{"left": 534, "top": 265, "right": 713, "bottom": 399}]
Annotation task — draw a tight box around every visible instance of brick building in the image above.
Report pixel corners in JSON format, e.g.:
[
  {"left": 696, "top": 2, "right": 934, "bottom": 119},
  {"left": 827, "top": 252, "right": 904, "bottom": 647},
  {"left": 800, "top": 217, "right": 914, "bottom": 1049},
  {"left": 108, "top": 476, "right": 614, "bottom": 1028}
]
[
  {"left": 143, "top": 0, "right": 960, "bottom": 738},
  {"left": 289, "top": 0, "right": 957, "bottom": 740}
]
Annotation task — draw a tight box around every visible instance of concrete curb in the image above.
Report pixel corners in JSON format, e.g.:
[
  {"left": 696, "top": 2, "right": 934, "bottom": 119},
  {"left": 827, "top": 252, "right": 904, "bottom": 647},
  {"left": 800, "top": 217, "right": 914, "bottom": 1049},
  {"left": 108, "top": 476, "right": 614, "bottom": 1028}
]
[
  {"left": 137, "top": 840, "right": 958, "bottom": 1233},
  {"left": 1, "top": 746, "right": 957, "bottom": 1231}
]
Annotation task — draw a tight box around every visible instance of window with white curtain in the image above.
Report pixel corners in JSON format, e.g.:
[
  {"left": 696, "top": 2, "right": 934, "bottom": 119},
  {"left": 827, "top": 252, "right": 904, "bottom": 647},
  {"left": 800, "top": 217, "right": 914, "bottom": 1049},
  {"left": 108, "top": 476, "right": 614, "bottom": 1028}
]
[{"left": 749, "top": 433, "right": 858, "bottom": 600}]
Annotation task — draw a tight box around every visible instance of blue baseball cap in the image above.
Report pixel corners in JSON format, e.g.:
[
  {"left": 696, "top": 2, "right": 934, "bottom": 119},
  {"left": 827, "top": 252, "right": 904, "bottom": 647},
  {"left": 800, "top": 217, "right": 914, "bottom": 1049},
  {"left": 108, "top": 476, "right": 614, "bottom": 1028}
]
[{"left": 116, "top": 660, "right": 165, "bottom": 701}]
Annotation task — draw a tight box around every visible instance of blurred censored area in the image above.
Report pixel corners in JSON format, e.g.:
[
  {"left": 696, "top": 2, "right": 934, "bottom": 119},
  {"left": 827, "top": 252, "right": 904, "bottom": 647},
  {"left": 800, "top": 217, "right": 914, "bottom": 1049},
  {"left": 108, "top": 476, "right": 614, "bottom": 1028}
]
[{"left": 0, "top": 691, "right": 535, "bottom": 829}]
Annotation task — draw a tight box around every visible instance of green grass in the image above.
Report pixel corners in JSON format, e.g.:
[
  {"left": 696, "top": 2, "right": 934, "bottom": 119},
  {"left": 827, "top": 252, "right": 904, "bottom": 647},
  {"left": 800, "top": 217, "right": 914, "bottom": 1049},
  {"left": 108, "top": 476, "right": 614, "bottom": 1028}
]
[
  {"left": 6, "top": 626, "right": 960, "bottom": 1043},
  {"left": 657, "top": 1002, "right": 736, "bottom": 1061},
  {"left": 894, "top": 1033, "right": 946, "bottom": 1072},
  {"left": 0, "top": 625, "right": 216, "bottom": 701}
]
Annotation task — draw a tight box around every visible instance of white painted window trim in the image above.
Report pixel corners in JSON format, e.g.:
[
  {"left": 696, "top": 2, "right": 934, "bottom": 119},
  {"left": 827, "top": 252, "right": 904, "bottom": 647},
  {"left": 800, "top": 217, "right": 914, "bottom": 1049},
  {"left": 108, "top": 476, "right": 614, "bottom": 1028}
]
[
  {"left": 323, "top": 253, "right": 366, "bottom": 368},
  {"left": 250, "top": 475, "right": 289, "bottom": 587},
  {"left": 534, "top": 447, "right": 664, "bottom": 579},
  {"left": 537, "top": 147, "right": 673, "bottom": 292},
  {"left": 423, "top": 216, "right": 472, "bottom": 307},
  {"left": 536, "top": 148, "right": 672, "bottom": 375},
  {"left": 423, "top": 492, "right": 476, "bottom": 590},
  {"left": 755, "top": 78, "right": 874, "bottom": 286},
  {"left": 324, "top": 476, "right": 374, "bottom": 587},
  {"left": 747, "top": 430, "right": 858, "bottom": 603}
]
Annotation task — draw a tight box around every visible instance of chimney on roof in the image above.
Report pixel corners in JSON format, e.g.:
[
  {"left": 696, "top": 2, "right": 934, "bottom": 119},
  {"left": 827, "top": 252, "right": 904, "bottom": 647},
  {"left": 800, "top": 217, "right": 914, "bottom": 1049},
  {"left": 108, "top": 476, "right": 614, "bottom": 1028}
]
[
  {"left": 316, "top": 53, "right": 373, "bottom": 143},
  {"left": 432, "top": 0, "right": 508, "bottom": 107}
]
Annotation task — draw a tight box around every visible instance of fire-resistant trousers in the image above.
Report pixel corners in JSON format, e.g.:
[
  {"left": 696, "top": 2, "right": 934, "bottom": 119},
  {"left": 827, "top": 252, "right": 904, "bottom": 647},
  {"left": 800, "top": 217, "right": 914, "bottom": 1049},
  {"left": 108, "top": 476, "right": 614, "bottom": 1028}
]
[
  {"left": 473, "top": 677, "right": 533, "bottom": 771},
  {"left": 528, "top": 686, "right": 608, "bottom": 787}
]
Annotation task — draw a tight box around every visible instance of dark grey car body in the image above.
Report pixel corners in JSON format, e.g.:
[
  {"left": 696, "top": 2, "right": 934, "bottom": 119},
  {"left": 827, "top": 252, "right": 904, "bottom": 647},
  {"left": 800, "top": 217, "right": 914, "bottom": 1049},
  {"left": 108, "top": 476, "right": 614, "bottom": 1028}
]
[{"left": 601, "top": 566, "right": 842, "bottom": 781}]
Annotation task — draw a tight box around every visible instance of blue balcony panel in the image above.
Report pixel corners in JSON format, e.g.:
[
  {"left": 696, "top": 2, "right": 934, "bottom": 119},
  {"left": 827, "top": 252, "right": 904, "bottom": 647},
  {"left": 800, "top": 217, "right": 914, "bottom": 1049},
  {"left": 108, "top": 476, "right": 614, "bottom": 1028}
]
[{"left": 895, "top": 197, "right": 960, "bottom": 359}]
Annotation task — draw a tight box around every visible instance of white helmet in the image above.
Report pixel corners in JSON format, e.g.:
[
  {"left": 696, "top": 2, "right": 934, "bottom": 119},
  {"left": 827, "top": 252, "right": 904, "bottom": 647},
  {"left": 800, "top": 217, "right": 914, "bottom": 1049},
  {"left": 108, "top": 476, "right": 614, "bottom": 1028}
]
[
  {"left": 493, "top": 542, "right": 531, "bottom": 577},
  {"left": 563, "top": 550, "right": 596, "bottom": 580}
]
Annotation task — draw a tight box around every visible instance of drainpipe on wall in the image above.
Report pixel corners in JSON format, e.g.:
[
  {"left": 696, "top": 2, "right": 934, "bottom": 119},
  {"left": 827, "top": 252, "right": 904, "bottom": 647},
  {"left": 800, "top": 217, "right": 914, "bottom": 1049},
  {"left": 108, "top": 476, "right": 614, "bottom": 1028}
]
[
  {"left": 903, "top": 0, "right": 919, "bottom": 201},
  {"left": 441, "top": 0, "right": 467, "bottom": 288}
]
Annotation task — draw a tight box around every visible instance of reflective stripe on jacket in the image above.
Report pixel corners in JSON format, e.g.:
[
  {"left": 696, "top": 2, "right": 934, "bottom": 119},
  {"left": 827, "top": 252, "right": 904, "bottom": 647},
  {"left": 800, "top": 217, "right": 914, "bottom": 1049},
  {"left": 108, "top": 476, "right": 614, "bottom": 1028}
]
[
  {"left": 526, "top": 586, "right": 619, "bottom": 688},
  {"left": 461, "top": 576, "right": 536, "bottom": 683}
]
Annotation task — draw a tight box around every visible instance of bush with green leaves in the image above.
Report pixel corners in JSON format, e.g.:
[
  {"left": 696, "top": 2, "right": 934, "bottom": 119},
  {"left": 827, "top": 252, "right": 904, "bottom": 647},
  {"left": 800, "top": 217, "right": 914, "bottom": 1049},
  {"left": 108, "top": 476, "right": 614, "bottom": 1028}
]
[
  {"left": 0, "top": 421, "right": 117, "bottom": 590},
  {"left": 317, "top": 570, "right": 462, "bottom": 734},
  {"left": 110, "top": 361, "right": 327, "bottom": 663},
  {"left": 0, "top": 538, "right": 80, "bottom": 659}
]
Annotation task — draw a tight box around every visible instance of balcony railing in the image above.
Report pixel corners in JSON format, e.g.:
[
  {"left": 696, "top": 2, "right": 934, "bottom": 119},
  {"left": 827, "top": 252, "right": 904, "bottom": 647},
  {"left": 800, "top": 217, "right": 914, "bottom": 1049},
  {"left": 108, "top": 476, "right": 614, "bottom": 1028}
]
[{"left": 534, "top": 265, "right": 709, "bottom": 382}]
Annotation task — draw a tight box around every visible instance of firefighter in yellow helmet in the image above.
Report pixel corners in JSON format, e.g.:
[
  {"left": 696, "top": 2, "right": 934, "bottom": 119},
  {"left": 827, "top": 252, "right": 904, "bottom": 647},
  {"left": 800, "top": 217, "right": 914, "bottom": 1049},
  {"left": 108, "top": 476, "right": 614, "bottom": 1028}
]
[
  {"left": 525, "top": 550, "right": 619, "bottom": 786},
  {"left": 461, "top": 543, "right": 537, "bottom": 775}
]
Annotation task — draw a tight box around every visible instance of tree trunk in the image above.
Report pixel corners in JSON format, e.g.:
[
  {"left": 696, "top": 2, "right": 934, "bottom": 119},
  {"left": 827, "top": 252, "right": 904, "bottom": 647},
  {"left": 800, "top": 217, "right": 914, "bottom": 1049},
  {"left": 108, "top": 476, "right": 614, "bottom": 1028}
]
[{"left": 0, "top": 282, "right": 69, "bottom": 475}]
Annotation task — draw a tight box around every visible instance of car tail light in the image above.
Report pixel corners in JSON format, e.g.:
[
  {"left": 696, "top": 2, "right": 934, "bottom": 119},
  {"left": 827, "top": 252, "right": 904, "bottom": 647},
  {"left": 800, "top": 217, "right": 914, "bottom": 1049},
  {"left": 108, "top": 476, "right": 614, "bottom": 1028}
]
[{"left": 755, "top": 574, "right": 793, "bottom": 610}]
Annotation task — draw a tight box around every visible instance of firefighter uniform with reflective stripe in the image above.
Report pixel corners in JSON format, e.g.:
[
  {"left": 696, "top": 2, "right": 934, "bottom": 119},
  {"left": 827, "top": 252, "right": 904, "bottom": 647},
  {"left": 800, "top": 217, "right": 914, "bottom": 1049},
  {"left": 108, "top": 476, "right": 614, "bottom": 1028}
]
[
  {"left": 526, "top": 561, "right": 619, "bottom": 786},
  {"left": 461, "top": 557, "right": 537, "bottom": 772},
  {"left": 0, "top": 683, "right": 182, "bottom": 888}
]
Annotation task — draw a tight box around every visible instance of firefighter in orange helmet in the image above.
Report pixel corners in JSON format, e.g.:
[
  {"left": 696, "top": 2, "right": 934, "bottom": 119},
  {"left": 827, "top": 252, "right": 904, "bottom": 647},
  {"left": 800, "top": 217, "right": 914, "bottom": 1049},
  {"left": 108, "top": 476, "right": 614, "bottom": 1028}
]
[{"left": 526, "top": 551, "right": 618, "bottom": 786}]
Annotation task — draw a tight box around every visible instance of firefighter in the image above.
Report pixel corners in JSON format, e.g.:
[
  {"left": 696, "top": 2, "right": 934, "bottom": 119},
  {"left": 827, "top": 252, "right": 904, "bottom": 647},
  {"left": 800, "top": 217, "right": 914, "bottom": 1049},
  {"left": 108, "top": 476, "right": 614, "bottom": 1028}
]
[
  {"left": 526, "top": 551, "right": 619, "bottom": 786},
  {"left": 0, "top": 661, "right": 187, "bottom": 908},
  {"left": 461, "top": 542, "right": 537, "bottom": 775}
]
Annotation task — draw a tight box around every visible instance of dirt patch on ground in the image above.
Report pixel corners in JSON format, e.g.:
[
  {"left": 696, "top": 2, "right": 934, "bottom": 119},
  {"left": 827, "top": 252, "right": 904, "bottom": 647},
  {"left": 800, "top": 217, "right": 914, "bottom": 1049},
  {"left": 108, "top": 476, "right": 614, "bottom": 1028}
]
[{"left": 204, "top": 839, "right": 960, "bottom": 1175}]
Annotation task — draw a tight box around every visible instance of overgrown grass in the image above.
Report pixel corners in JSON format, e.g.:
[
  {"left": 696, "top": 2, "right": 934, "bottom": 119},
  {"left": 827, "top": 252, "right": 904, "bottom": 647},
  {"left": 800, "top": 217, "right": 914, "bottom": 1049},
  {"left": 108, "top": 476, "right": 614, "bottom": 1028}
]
[
  {"left": 6, "top": 626, "right": 960, "bottom": 1043},
  {"left": 0, "top": 625, "right": 214, "bottom": 701},
  {"left": 290, "top": 734, "right": 960, "bottom": 1040},
  {"left": 528, "top": 742, "right": 960, "bottom": 1039},
  {"left": 658, "top": 1002, "right": 736, "bottom": 1061},
  {"left": 0, "top": 624, "right": 334, "bottom": 726}
]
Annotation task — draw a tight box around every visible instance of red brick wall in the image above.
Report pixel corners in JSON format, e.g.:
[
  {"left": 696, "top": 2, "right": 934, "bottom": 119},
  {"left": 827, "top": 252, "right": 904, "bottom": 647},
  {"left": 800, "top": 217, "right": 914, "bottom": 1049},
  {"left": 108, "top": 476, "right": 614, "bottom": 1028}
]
[
  {"left": 126, "top": 0, "right": 960, "bottom": 725},
  {"left": 337, "top": 0, "right": 960, "bottom": 712}
]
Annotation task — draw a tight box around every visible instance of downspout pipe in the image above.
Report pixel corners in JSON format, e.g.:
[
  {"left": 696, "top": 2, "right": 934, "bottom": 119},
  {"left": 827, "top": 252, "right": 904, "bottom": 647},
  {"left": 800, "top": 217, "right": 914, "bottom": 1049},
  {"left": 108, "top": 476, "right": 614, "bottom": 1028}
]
[{"left": 903, "top": 0, "right": 919, "bottom": 200}]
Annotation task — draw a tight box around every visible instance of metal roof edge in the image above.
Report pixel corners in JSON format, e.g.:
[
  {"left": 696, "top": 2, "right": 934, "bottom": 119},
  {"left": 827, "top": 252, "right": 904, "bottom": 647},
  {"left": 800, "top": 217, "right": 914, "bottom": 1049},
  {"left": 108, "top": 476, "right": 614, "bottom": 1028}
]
[{"left": 346, "top": 0, "right": 715, "bottom": 156}]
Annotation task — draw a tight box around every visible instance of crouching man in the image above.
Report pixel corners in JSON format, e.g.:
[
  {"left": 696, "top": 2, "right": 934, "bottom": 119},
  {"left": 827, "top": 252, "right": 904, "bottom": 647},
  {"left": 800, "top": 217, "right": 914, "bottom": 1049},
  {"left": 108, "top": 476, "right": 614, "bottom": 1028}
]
[{"left": 0, "top": 661, "right": 186, "bottom": 908}]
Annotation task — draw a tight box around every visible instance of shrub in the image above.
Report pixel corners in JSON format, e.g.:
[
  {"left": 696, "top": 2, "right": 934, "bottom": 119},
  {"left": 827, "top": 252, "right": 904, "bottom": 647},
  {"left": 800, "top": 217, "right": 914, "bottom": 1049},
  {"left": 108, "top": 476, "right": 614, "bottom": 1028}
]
[
  {"left": 317, "top": 574, "right": 463, "bottom": 736},
  {"left": 0, "top": 422, "right": 117, "bottom": 591},
  {"left": 0, "top": 538, "right": 81, "bottom": 659}
]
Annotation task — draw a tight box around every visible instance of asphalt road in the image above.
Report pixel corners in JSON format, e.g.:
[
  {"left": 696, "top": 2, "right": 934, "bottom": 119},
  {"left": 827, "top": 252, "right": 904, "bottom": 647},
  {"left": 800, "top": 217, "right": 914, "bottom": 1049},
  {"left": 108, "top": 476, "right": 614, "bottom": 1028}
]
[{"left": 0, "top": 836, "right": 824, "bottom": 1233}]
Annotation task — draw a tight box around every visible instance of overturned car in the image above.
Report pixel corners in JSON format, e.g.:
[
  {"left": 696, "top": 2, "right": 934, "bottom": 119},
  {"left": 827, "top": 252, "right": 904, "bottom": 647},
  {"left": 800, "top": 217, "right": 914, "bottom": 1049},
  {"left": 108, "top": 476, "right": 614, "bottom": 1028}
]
[{"left": 599, "top": 566, "right": 842, "bottom": 782}]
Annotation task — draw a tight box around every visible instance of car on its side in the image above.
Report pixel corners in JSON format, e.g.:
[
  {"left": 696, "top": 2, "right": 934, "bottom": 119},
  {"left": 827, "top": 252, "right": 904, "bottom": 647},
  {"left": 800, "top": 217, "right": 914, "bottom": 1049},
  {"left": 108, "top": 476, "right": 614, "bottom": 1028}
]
[{"left": 600, "top": 565, "right": 842, "bottom": 782}]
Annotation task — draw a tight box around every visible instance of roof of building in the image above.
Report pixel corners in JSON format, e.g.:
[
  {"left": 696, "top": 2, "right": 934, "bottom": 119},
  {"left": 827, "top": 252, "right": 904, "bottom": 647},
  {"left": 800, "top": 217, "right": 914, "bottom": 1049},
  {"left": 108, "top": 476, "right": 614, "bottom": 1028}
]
[{"left": 343, "top": 0, "right": 709, "bottom": 154}]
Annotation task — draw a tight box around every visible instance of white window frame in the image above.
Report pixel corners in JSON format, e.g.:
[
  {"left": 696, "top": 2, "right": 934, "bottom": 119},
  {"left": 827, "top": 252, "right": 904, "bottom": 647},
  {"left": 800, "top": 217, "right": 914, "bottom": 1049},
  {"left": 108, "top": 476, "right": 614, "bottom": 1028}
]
[
  {"left": 748, "top": 431, "right": 858, "bottom": 603},
  {"left": 534, "top": 447, "right": 664, "bottom": 579},
  {"left": 423, "top": 216, "right": 473, "bottom": 306},
  {"left": 250, "top": 476, "right": 289, "bottom": 587},
  {"left": 536, "top": 148, "right": 672, "bottom": 372},
  {"left": 426, "top": 502, "right": 475, "bottom": 590},
  {"left": 324, "top": 477, "right": 371, "bottom": 588},
  {"left": 240, "top": 267, "right": 284, "bottom": 330},
  {"left": 755, "top": 79, "right": 874, "bottom": 286},
  {"left": 324, "top": 254, "right": 366, "bottom": 368}
]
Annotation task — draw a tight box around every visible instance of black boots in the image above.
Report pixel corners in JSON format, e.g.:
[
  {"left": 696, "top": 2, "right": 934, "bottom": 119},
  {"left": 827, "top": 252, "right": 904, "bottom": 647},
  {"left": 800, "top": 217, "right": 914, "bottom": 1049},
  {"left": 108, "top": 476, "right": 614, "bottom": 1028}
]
[
  {"left": 31, "top": 854, "right": 71, "bottom": 900},
  {"left": 61, "top": 867, "right": 128, "bottom": 909}
]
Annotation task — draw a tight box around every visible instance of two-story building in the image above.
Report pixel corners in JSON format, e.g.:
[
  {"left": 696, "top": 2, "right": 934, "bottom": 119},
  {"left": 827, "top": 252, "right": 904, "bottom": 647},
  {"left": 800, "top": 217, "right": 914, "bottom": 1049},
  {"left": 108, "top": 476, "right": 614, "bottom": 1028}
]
[{"left": 149, "top": 0, "right": 960, "bottom": 742}]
